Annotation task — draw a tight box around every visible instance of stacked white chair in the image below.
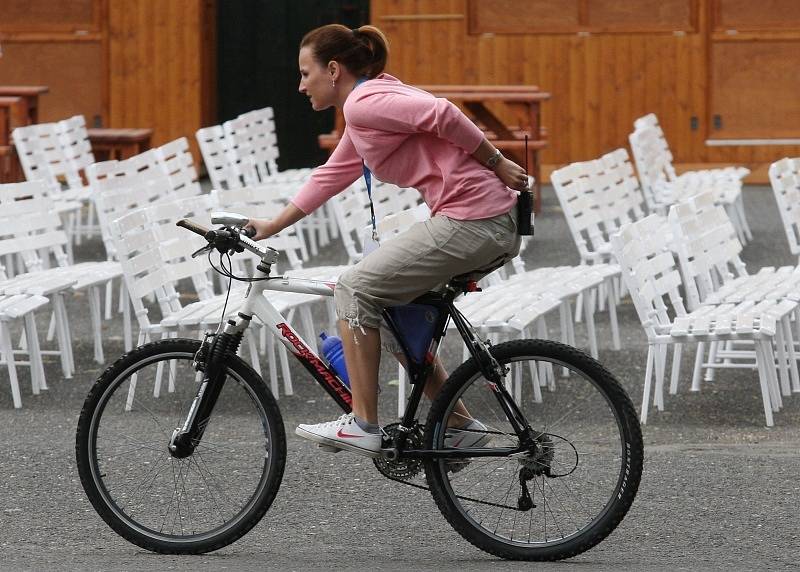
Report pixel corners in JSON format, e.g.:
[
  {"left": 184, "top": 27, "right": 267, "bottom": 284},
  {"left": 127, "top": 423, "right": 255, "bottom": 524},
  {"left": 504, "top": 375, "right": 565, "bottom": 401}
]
[
  {"left": 152, "top": 137, "right": 203, "bottom": 199},
  {"left": 768, "top": 157, "right": 800, "bottom": 262},
  {"left": 612, "top": 213, "right": 787, "bottom": 427},
  {"left": 0, "top": 292, "right": 49, "bottom": 408},
  {"left": 0, "top": 188, "right": 123, "bottom": 364},
  {"left": 668, "top": 192, "right": 800, "bottom": 397},
  {"left": 12, "top": 115, "right": 98, "bottom": 246},
  {"left": 629, "top": 113, "right": 751, "bottom": 244}
]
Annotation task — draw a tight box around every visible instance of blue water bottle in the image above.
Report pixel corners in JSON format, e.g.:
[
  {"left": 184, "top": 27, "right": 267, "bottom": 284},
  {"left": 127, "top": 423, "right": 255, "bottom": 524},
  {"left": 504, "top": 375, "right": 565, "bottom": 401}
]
[{"left": 319, "top": 332, "right": 350, "bottom": 387}]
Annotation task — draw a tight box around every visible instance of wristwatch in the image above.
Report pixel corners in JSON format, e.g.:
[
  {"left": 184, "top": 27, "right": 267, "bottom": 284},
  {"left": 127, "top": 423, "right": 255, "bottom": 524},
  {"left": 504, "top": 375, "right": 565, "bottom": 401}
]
[{"left": 486, "top": 149, "right": 503, "bottom": 170}]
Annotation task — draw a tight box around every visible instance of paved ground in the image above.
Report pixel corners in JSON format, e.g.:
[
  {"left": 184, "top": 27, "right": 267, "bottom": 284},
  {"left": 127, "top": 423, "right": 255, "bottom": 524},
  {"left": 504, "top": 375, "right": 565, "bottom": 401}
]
[{"left": 2, "top": 186, "right": 800, "bottom": 571}]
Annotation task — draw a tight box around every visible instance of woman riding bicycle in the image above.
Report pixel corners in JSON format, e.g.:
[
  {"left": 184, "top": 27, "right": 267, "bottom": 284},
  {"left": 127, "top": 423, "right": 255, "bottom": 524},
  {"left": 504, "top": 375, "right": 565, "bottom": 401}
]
[{"left": 247, "top": 24, "right": 528, "bottom": 456}]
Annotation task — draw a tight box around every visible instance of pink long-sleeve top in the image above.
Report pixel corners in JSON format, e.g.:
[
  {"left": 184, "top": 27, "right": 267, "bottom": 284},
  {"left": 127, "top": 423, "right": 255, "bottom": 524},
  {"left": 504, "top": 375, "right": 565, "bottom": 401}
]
[{"left": 291, "top": 74, "right": 517, "bottom": 220}]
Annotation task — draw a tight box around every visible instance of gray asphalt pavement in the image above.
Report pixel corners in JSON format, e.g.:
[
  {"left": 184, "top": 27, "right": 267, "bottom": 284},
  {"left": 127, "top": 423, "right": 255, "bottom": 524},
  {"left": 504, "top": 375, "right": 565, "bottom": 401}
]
[{"left": 2, "top": 185, "right": 800, "bottom": 571}]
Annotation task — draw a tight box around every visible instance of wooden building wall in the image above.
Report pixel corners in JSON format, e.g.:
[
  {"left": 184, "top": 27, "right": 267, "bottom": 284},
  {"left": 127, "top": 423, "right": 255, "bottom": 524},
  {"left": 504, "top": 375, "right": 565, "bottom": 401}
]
[
  {"left": 371, "top": 0, "right": 800, "bottom": 181},
  {"left": 0, "top": 0, "right": 215, "bottom": 161}
]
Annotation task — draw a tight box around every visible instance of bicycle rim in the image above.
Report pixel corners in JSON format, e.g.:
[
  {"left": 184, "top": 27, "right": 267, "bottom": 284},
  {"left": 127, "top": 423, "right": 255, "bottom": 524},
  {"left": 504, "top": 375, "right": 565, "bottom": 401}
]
[
  {"left": 84, "top": 347, "right": 276, "bottom": 547},
  {"left": 426, "top": 341, "right": 639, "bottom": 556}
]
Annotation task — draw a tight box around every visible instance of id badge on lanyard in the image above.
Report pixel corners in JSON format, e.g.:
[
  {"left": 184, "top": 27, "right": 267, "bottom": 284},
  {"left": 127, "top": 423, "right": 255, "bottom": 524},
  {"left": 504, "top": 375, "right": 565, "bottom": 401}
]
[{"left": 362, "top": 161, "right": 380, "bottom": 256}]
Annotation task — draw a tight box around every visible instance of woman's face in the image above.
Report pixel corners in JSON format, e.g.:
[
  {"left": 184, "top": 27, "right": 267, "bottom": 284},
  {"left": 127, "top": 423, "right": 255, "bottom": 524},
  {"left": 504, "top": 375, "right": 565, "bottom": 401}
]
[{"left": 298, "top": 46, "right": 334, "bottom": 111}]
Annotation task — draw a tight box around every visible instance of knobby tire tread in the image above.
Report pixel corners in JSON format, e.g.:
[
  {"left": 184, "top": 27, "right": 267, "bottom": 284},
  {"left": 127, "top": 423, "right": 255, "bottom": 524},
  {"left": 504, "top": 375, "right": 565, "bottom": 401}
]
[
  {"left": 423, "top": 339, "right": 643, "bottom": 561},
  {"left": 75, "top": 338, "right": 287, "bottom": 554}
]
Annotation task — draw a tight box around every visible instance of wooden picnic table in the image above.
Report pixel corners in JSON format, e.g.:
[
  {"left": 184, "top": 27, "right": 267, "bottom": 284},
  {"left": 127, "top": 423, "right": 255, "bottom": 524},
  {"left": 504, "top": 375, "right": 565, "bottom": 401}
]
[
  {"left": 0, "top": 86, "right": 49, "bottom": 125},
  {"left": 0, "top": 96, "right": 29, "bottom": 183},
  {"left": 319, "top": 84, "right": 550, "bottom": 212},
  {"left": 87, "top": 128, "right": 153, "bottom": 161}
]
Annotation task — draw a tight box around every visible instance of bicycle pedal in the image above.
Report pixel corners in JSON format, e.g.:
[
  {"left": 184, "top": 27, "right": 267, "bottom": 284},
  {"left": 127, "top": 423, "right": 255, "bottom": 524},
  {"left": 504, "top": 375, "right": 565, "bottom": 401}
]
[{"left": 317, "top": 444, "right": 342, "bottom": 453}]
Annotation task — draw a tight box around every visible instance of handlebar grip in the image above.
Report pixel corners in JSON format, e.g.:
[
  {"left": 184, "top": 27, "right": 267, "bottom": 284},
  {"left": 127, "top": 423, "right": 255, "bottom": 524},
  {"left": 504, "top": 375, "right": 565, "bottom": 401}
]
[
  {"left": 176, "top": 219, "right": 210, "bottom": 237},
  {"left": 241, "top": 226, "right": 256, "bottom": 238}
]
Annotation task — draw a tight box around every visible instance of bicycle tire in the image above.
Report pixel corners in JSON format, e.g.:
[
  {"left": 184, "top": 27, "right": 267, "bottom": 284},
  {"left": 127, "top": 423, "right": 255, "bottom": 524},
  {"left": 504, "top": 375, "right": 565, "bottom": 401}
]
[
  {"left": 75, "top": 338, "right": 286, "bottom": 554},
  {"left": 424, "top": 339, "right": 642, "bottom": 561}
]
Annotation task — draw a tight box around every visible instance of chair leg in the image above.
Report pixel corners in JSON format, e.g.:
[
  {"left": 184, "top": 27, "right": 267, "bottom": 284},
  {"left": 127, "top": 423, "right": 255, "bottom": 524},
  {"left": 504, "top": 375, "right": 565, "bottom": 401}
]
[
  {"left": 640, "top": 345, "right": 655, "bottom": 424},
  {"left": 89, "top": 286, "right": 104, "bottom": 364},
  {"left": 669, "top": 343, "right": 682, "bottom": 395},
  {"left": 1, "top": 320, "right": 23, "bottom": 408},
  {"left": 607, "top": 279, "right": 621, "bottom": 351},
  {"left": 691, "top": 342, "right": 706, "bottom": 391},
  {"left": 704, "top": 341, "right": 719, "bottom": 382},
  {"left": 653, "top": 344, "right": 667, "bottom": 411},
  {"left": 23, "top": 312, "right": 46, "bottom": 393},
  {"left": 121, "top": 284, "right": 132, "bottom": 352},
  {"left": 105, "top": 279, "right": 113, "bottom": 320},
  {"left": 782, "top": 316, "right": 800, "bottom": 393},
  {"left": 774, "top": 323, "right": 791, "bottom": 397},
  {"left": 583, "top": 289, "right": 598, "bottom": 359},
  {"left": 754, "top": 340, "right": 776, "bottom": 427}
]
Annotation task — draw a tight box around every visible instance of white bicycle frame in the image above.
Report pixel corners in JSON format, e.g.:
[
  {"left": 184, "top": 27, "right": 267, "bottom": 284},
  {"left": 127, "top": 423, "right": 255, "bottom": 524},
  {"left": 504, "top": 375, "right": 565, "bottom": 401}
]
[{"left": 218, "top": 232, "right": 354, "bottom": 409}]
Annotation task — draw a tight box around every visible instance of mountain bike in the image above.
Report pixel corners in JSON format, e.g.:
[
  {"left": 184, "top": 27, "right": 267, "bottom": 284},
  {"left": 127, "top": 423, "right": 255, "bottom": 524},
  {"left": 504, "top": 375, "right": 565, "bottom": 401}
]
[{"left": 75, "top": 213, "right": 643, "bottom": 561}]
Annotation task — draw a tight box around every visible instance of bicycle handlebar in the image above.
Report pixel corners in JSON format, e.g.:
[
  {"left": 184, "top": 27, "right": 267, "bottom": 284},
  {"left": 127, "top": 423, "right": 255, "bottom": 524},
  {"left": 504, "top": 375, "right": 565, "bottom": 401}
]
[
  {"left": 176, "top": 218, "right": 210, "bottom": 238},
  {"left": 177, "top": 218, "right": 277, "bottom": 263}
]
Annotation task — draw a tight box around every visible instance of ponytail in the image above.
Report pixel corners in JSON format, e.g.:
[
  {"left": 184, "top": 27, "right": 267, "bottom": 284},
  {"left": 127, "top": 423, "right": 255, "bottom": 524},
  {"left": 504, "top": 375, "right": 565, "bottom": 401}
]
[{"left": 300, "top": 24, "right": 389, "bottom": 79}]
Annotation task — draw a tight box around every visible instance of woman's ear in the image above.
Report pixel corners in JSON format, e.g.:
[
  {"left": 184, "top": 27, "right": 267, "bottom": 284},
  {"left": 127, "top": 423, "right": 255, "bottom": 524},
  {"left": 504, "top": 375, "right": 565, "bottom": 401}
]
[{"left": 328, "top": 61, "right": 340, "bottom": 81}]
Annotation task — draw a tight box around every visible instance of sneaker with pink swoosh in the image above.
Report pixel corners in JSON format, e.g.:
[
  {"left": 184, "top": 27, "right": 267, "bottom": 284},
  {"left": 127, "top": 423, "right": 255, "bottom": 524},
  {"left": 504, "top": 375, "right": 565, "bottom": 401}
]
[{"left": 296, "top": 413, "right": 382, "bottom": 457}]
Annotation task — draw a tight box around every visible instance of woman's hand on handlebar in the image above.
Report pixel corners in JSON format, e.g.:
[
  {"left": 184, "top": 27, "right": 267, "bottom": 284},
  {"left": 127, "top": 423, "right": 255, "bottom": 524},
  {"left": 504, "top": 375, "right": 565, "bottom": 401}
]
[
  {"left": 495, "top": 157, "right": 530, "bottom": 192},
  {"left": 244, "top": 218, "right": 278, "bottom": 241}
]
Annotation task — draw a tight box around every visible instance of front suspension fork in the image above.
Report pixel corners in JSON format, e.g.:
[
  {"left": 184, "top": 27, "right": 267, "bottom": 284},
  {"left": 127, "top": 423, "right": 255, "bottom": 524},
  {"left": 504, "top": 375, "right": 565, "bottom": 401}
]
[{"left": 168, "top": 319, "right": 247, "bottom": 458}]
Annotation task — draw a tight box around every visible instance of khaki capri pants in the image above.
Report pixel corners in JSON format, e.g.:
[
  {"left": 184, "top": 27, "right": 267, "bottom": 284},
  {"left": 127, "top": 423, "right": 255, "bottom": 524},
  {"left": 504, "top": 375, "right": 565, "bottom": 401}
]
[{"left": 334, "top": 208, "right": 522, "bottom": 347}]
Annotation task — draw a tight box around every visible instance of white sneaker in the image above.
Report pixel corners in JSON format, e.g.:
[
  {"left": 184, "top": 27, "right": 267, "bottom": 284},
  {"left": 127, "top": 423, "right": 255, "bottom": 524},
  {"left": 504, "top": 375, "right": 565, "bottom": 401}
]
[
  {"left": 296, "top": 413, "right": 382, "bottom": 457},
  {"left": 444, "top": 419, "right": 492, "bottom": 473},
  {"left": 445, "top": 419, "right": 492, "bottom": 449}
]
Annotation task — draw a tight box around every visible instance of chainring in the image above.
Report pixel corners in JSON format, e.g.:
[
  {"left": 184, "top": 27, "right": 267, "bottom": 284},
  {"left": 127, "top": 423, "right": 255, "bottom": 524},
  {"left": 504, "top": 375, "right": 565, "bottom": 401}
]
[{"left": 373, "top": 422, "right": 424, "bottom": 481}]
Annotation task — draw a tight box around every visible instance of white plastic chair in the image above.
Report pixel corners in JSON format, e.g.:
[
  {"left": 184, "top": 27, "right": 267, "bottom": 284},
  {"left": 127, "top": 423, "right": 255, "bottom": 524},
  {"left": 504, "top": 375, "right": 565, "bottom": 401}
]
[
  {"left": 668, "top": 192, "right": 800, "bottom": 396},
  {"left": 629, "top": 113, "right": 751, "bottom": 243},
  {"left": 152, "top": 137, "right": 203, "bottom": 199},
  {"left": 0, "top": 293, "right": 50, "bottom": 408},
  {"left": 612, "top": 214, "right": 785, "bottom": 426},
  {"left": 768, "top": 157, "right": 800, "bottom": 262}
]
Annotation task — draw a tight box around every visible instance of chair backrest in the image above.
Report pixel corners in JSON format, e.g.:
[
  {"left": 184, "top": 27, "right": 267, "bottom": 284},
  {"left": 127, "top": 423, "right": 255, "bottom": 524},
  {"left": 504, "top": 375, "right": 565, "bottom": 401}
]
[
  {"left": 12, "top": 122, "right": 68, "bottom": 193},
  {"left": 110, "top": 209, "right": 183, "bottom": 330},
  {"left": 768, "top": 157, "right": 800, "bottom": 259},
  {"left": 0, "top": 197, "right": 71, "bottom": 275},
  {"left": 210, "top": 184, "right": 306, "bottom": 271},
  {"left": 629, "top": 125, "right": 675, "bottom": 212},
  {"left": 598, "top": 147, "right": 649, "bottom": 221},
  {"left": 12, "top": 115, "right": 93, "bottom": 193},
  {"left": 196, "top": 124, "right": 249, "bottom": 190},
  {"left": 142, "top": 196, "right": 217, "bottom": 300},
  {"left": 87, "top": 152, "right": 172, "bottom": 259},
  {"left": 56, "top": 115, "right": 95, "bottom": 178},
  {"left": 551, "top": 159, "right": 612, "bottom": 265},
  {"left": 328, "top": 182, "right": 373, "bottom": 263},
  {"left": 611, "top": 215, "right": 686, "bottom": 338},
  {"left": 224, "top": 111, "right": 271, "bottom": 182},
  {"left": 632, "top": 114, "right": 678, "bottom": 181},
  {"left": 668, "top": 191, "right": 747, "bottom": 311},
  {"left": 153, "top": 137, "right": 203, "bottom": 199}
]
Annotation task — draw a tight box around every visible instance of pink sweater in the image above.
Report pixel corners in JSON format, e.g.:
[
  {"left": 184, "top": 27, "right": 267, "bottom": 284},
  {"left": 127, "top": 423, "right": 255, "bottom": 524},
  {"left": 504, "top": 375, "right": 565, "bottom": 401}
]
[{"left": 291, "top": 74, "right": 516, "bottom": 220}]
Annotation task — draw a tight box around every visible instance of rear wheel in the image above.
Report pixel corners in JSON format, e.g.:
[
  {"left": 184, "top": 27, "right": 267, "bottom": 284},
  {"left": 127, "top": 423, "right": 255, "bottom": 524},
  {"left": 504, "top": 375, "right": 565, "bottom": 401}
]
[
  {"left": 424, "top": 339, "right": 642, "bottom": 561},
  {"left": 75, "top": 338, "right": 286, "bottom": 554}
]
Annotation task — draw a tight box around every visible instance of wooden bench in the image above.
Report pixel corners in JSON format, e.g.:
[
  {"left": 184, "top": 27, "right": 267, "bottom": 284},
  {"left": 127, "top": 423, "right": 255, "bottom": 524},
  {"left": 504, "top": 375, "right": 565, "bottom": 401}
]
[
  {"left": 0, "top": 96, "right": 28, "bottom": 183},
  {"left": 87, "top": 128, "right": 153, "bottom": 161},
  {"left": 0, "top": 86, "right": 49, "bottom": 125}
]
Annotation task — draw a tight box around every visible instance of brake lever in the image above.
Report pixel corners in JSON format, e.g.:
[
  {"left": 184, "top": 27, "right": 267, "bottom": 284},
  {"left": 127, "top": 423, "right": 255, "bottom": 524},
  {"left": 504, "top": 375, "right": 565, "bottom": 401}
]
[{"left": 191, "top": 244, "right": 213, "bottom": 259}]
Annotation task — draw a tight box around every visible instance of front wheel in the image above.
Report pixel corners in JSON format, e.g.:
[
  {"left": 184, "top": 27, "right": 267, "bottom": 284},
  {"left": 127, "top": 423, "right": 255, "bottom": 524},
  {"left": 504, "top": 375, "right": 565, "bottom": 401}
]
[
  {"left": 75, "top": 338, "right": 286, "bottom": 554},
  {"left": 424, "top": 339, "right": 642, "bottom": 561}
]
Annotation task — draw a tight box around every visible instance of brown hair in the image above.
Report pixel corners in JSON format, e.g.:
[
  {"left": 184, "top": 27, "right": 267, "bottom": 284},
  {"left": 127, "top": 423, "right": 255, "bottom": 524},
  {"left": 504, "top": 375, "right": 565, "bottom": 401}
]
[{"left": 300, "top": 24, "right": 389, "bottom": 79}]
